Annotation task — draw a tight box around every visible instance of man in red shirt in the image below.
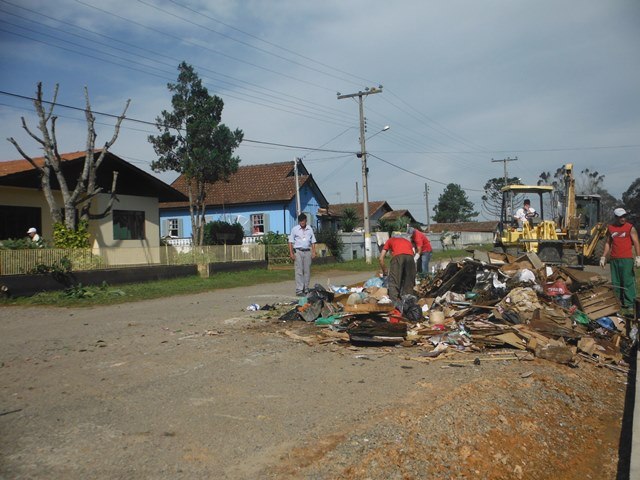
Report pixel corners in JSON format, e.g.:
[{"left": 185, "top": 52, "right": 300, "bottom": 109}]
[
  {"left": 408, "top": 227, "right": 433, "bottom": 277},
  {"left": 379, "top": 235, "right": 416, "bottom": 303},
  {"left": 600, "top": 208, "right": 640, "bottom": 312}
]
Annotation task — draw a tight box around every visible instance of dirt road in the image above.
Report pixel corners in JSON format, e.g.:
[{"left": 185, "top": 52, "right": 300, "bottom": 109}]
[{"left": 0, "top": 270, "right": 631, "bottom": 479}]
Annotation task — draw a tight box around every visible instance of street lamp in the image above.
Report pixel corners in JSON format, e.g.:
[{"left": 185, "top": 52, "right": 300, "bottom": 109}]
[
  {"left": 367, "top": 125, "right": 390, "bottom": 141},
  {"left": 359, "top": 125, "right": 390, "bottom": 264}
]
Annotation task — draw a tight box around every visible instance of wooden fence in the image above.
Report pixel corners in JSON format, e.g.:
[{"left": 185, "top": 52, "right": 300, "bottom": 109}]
[{"left": 0, "top": 244, "right": 266, "bottom": 276}]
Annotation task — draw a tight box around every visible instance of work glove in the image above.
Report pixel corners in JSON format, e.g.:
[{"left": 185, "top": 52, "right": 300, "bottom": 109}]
[
  {"left": 414, "top": 253, "right": 420, "bottom": 263},
  {"left": 635, "top": 256, "right": 640, "bottom": 268},
  {"left": 599, "top": 256, "right": 606, "bottom": 268}
]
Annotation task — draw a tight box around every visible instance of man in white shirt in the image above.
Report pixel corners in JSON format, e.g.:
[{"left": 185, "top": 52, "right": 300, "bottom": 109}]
[
  {"left": 513, "top": 199, "right": 537, "bottom": 227},
  {"left": 288, "top": 213, "right": 316, "bottom": 296},
  {"left": 27, "top": 227, "right": 44, "bottom": 247}
]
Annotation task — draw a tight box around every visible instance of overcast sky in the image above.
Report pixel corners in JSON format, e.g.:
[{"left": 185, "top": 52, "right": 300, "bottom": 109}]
[{"left": 1, "top": 0, "right": 639, "bottom": 223}]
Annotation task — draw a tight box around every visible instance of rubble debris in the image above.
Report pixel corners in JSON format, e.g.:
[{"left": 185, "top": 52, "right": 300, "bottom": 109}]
[{"left": 277, "top": 253, "right": 634, "bottom": 372}]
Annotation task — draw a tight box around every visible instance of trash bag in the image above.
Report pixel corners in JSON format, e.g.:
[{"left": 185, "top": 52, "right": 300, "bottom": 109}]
[
  {"left": 596, "top": 316, "right": 616, "bottom": 331},
  {"left": 307, "top": 284, "right": 334, "bottom": 303},
  {"left": 298, "top": 301, "right": 323, "bottom": 322},
  {"left": 397, "top": 294, "right": 423, "bottom": 322},
  {"left": 571, "top": 310, "right": 590, "bottom": 325},
  {"left": 279, "top": 307, "right": 302, "bottom": 321}
]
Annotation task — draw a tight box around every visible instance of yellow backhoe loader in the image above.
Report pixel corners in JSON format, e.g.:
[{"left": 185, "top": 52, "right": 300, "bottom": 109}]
[{"left": 494, "top": 164, "right": 608, "bottom": 265}]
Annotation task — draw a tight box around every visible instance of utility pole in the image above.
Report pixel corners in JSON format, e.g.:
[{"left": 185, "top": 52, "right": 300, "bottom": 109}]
[
  {"left": 492, "top": 156, "right": 518, "bottom": 219},
  {"left": 491, "top": 156, "right": 518, "bottom": 184},
  {"left": 338, "top": 86, "right": 383, "bottom": 264},
  {"left": 424, "top": 183, "right": 430, "bottom": 231}
]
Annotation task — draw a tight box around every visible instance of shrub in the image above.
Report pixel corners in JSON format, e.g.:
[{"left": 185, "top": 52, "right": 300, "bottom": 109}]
[
  {"left": 0, "top": 238, "right": 35, "bottom": 250},
  {"left": 256, "top": 231, "right": 288, "bottom": 245},
  {"left": 28, "top": 257, "right": 73, "bottom": 284},
  {"left": 53, "top": 221, "right": 90, "bottom": 248},
  {"left": 203, "top": 221, "right": 244, "bottom": 245},
  {"left": 316, "top": 228, "right": 344, "bottom": 260}
]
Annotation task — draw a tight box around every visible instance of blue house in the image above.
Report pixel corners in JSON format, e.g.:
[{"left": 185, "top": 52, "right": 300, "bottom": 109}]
[{"left": 159, "top": 160, "right": 329, "bottom": 241}]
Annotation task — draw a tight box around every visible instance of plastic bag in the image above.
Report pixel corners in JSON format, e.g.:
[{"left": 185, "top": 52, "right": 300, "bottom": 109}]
[
  {"left": 307, "top": 284, "right": 334, "bottom": 303},
  {"left": 364, "top": 276, "right": 384, "bottom": 288},
  {"left": 397, "top": 294, "right": 423, "bottom": 322}
]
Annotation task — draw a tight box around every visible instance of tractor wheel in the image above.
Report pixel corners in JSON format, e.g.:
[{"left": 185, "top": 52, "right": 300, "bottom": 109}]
[
  {"left": 562, "top": 249, "right": 581, "bottom": 267},
  {"left": 537, "top": 243, "right": 562, "bottom": 264}
]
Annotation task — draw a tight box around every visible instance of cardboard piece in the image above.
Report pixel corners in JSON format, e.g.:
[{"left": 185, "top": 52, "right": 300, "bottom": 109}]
[{"left": 574, "top": 286, "right": 621, "bottom": 320}]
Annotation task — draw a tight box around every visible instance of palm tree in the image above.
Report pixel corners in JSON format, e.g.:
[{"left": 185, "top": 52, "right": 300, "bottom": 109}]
[{"left": 340, "top": 207, "right": 360, "bottom": 232}]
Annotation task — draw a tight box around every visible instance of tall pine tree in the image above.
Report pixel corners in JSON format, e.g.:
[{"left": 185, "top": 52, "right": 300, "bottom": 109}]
[
  {"left": 149, "top": 62, "right": 243, "bottom": 246},
  {"left": 433, "top": 183, "right": 478, "bottom": 223}
]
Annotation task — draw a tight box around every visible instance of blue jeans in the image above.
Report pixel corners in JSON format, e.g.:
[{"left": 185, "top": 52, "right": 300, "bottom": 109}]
[{"left": 420, "top": 251, "right": 432, "bottom": 275}]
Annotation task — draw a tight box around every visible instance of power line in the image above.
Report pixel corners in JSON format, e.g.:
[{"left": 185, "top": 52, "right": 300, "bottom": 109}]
[
  {"left": 368, "top": 153, "right": 483, "bottom": 192},
  {"left": 0, "top": 20, "right": 354, "bottom": 127},
  {"left": 5, "top": 91, "right": 636, "bottom": 160},
  {"left": 71, "top": 0, "right": 336, "bottom": 93},
  {"left": 0, "top": 10, "right": 339, "bottom": 123},
  {"left": 0, "top": 0, "right": 503, "bottom": 163},
  {"left": 137, "top": 0, "right": 368, "bottom": 89},
  {"left": 0, "top": 90, "right": 357, "bottom": 155},
  {"left": 165, "top": 0, "right": 376, "bottom": 86},
  {"left": 0, "top": 1, "right": 355, "bottom": 123},
  {"left": 3, "top": 1, "right": 637, "bottom": 169},
  {"left": 46, "top": 0, "right": 488, "bottom": 158}
]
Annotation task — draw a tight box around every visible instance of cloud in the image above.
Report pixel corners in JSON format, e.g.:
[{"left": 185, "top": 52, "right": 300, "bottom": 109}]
[{"left": 1, "top": 0, "right": 639, "bottom": 223}]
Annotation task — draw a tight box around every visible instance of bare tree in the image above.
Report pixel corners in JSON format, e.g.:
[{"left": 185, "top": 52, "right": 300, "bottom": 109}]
[{"left": 7, "top": 82, "right": 130, "bottom": 231}]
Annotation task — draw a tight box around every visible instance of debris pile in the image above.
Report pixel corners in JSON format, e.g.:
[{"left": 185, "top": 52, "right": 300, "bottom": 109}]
[{"left": 280, "top": 250, "right": 636, "bottom": 371}]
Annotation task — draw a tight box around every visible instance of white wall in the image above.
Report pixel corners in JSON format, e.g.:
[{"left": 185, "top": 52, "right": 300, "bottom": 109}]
[{"left": 0, "top": 186, "right": 60, "bottom": 239}]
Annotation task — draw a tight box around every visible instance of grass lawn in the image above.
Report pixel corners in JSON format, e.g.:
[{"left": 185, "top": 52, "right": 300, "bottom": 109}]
[{"left": 0, "top": 247, "right": 477, "bottom": 308}]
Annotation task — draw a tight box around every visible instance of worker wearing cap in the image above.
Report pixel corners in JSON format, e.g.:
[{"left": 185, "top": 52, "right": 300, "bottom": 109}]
[
  {"left": 513, "top": 199, "right": 538, "bottom": 228},
  {"left": 600, "top": 208, "right": 640, "bottom": 313},
  {"left": 379, "top": 234, "right": 416, "bottom": 303},
  {"left": 27, "top": 227, "right": 44, "bottom": 248}
]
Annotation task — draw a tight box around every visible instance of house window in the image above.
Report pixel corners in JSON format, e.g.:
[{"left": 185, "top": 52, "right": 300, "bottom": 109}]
[
  {"left": 113, "top": 210, "right": 145, "bottom": 240},
  {"left": 168, "top": 218, "right": 180, "bottom": 237},
  {"left": 0, "top": 205, "right": 41, "bottom": 239},
  {"left": 251, "top": 213, "right": 264, "bottom": 234}
]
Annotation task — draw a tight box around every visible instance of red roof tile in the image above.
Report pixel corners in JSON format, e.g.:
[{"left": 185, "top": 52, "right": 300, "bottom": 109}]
[
  {"left": 0, "top": 150, "right": 94, "bottom": 177},
  {"left": 379, "top": 209, "right": 417, "bottom": 223},
  {"left": 161, "top": 161, "right": 316, "bottom": 208},
  {"left": 321, "top": 201, "right": 392, "bottom": 219}
]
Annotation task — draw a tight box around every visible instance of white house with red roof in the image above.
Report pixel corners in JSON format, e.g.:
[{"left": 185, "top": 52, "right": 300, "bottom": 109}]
[{"left": 0, "top": 150, "right": 186, "bottom": 255}]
